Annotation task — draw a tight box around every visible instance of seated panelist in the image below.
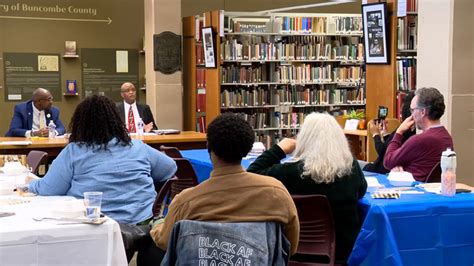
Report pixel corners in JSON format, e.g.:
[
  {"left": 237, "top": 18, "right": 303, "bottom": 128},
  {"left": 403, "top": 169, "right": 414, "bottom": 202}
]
[
  {"left": 117, "top": 82, "right": 157, "bottom": 133},
  {"left": 25, "top": 95, "right": 177, "bottom": 225},
  {"left": 5, "top": 88, "right": 65, "bottom": 137}
]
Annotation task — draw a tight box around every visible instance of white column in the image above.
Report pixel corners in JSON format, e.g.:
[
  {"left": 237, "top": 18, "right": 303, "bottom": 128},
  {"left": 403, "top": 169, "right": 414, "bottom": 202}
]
[
  {"left": 144, "top": 0, "right": 183, "bottom": 130},
  {"left": 417, "top": 0, "right": 474, "bottom": 185}
]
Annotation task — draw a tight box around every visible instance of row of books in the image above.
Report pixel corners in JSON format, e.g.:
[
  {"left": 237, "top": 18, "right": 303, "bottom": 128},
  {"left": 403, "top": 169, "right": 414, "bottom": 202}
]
[
  {"left": 196, "top": 43, "right": 205, "bottom": 65},
  {"left": 220, "top": 86, "right": 365, "bottom": 107},
  {"left": 220, "top": 65, "right": 362, "bottom": 84},
  {"left": 196, "top": 68, "right": 206, "bottom": 88},
  {"left": 397, "top": 16, "right": 417, "bottom": 50},
  {"left": 196, "top": 115, "right": 206, "bottom": 133},
  {"left": 406, "top": 0, "right": 418, "bottom": 12},
  {"left": 276, "top": 16, "right": 362, "bottom": 34},
  {"left": 397, "top": 58, "right": 416, "bottom": 91},
  {"left": 220, "top": 37, "right": 363, "bottom": 61}
]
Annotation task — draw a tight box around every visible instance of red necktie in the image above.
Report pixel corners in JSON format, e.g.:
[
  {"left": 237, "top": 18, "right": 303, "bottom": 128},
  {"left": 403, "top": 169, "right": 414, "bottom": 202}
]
[{"left": 128, "top": 106, "right": 136, "bottom": 133}]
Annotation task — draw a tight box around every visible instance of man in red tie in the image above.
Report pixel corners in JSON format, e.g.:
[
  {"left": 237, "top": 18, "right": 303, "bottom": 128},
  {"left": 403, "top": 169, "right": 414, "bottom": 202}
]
[{"left": 117, "top": 82, "right": 157, "bottom": 133}]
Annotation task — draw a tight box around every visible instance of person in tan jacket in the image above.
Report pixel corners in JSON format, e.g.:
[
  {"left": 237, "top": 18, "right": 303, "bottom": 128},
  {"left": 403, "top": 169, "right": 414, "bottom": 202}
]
[{"left": 148, "top": 113, "right": 300, "bottom": 262}]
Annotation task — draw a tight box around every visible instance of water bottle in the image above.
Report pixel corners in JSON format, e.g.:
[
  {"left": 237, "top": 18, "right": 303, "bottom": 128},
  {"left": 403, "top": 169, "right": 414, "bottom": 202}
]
[
  {"left": 48, "top": 120, "right": 57, "bottom": 139},
  {"left": 441, "top": 148, "right": 456, "bottom": 197},
  {"left": 137, "top": 118, "right": 144, "bottom": 136}
]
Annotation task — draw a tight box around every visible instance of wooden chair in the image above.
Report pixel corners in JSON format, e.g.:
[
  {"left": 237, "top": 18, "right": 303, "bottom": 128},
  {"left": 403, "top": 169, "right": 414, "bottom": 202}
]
[
  {"left": 366, "top": 118, "right": 400, "bottom": 162},
  {"left": 171, "top": 158, "right": 199, "bottom": 198},
  {"left": 424, "top": 162, "right": 442, "bottom": 183},
  {"left": 26, "top": 150, "right": 48, "bottom": 175},
  {"left": 289, "top": 195, "right": 336, "bottom": 266},
  {"left": 152, "top": 177, "right": 176, "bottom": 218},
  {"left": 159, "top": 145, "right": 183, "bottom": 158}
]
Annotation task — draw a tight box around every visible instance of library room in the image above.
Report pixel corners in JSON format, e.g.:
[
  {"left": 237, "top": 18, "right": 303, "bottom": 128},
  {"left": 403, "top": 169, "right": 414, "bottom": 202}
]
[{"left": 0, "top": 0, "right": 472, "bottom": 265}]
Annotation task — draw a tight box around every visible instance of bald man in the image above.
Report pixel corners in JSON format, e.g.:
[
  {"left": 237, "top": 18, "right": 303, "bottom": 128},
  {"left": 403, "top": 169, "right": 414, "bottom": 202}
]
[
  {"left": 6, "top": 88, "right": 65, "bottom": 137},
  {"left": 117, "top": 82, "right": 157, "bottom": 133}
]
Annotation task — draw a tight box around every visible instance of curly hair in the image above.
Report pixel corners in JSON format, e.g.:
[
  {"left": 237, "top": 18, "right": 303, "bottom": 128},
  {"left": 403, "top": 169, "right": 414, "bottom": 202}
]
[
  {"left": 68, "top": 95, "right": 131, "bottom": 150},
  {"left": 415, "top": 87, "right": 445, "bottom": 120},
  {"left": 207, "top": 113, "right": 254, "bottom": 163}
]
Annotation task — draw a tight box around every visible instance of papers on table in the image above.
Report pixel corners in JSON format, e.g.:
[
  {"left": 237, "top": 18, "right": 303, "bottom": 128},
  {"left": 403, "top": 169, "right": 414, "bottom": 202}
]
[
  {"left": 365, "top": 177, "right": 384, "bottom": 192},
  {"left": 0, "top": 141, "right": 32, "bottom": 146},
  {"left": 387, "top": 171, "right": 415, "bottom": 186},
  {"left": 153, "top": 129, "right": 181, "bottom": 135}
]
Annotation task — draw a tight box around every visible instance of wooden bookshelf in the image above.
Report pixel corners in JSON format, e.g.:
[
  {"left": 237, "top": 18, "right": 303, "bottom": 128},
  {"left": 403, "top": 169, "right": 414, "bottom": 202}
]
[{"left": 183, "top": 11, "right": 370, "bottom": 158}]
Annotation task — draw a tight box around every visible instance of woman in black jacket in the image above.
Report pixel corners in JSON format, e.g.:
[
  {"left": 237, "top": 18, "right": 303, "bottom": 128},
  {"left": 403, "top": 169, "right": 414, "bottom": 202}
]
[{"left": 247, "top": 112, "right": 367, "bottom": 264}]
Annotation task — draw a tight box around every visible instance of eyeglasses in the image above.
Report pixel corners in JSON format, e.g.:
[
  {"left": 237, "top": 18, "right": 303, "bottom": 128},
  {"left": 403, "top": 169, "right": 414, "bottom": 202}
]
[{"left": 410, "top": 107, "right": 423, "bottom": 114}]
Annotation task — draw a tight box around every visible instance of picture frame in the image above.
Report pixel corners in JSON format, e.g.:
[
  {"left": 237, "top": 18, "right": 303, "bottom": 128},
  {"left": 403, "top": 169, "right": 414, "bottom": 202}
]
[
  {"left": 362, "top": 3, "right": 389, "bottom": 64},
  {"left": 201, "top": 27, "right": 216, "bottom": 68}
]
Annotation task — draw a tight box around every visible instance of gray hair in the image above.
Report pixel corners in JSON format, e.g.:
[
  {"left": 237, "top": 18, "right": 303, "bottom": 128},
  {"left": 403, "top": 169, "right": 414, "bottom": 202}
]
[
  {"left": 415, "top": 87, "right": 445, "bottom": 120},
  {"left": 293, "top": 113, "right": 353, "bottom": 183}
]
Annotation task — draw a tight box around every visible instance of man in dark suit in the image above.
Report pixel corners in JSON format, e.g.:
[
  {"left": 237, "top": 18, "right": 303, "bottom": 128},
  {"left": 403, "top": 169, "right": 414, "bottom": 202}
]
[
  {"left": 117, "top": 82, "right": 157, "bottom": 133},
  {"left": 6, "top": 88, "right": 65, "bottom": 137}
]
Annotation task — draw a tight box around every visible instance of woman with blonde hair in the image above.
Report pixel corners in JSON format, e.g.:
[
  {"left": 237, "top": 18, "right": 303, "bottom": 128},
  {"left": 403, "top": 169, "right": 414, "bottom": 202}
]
[{"left": 247, "top": 112, "right": 367, "bottom": 263}]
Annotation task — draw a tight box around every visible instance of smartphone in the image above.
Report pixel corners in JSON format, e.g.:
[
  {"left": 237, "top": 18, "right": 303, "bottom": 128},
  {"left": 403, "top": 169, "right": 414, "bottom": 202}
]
[{"left": 377, "top": 106, "right": 388, "bottom": 122}]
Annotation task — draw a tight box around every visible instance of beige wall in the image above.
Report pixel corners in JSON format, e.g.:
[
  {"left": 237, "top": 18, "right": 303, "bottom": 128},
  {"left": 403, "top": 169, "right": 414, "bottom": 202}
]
[
  {"left": 417, "top": 0, "right": 473, "bottom": 185},
  {"left": 452, "top": 0, "right": 474, "bottom": 184},
  {"left": 0, "top": 0, "right": 145, "bottom": 135}
]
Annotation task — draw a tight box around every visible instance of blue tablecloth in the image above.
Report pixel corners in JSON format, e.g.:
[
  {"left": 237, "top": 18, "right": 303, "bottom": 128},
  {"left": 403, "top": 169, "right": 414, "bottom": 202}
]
[{"left": 182, "top": 149, "right": 474, "bottom": 266}]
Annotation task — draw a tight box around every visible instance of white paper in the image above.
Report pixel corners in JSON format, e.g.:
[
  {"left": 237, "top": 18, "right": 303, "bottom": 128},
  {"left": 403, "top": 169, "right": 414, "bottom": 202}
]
[
  {"left": 365, "top": 177, "right": 384, "bottom": 192},
  {"left": 219, "top": 10, "right": 224, "bottom": 37},
  {"left": 38, "top": 55, "right": 59, "bottom": 72},
  {"left": 116, "top": 50, "right": 129, "bottom": 73},
  {"left": 7, "top": 94, "right": 22, "bottom": 100},
  {"left": 344, "top": 119, "right": 359, "bottom": 130},
  {"left": 397, "top": 0, "right": 407, "bottom": 17}
]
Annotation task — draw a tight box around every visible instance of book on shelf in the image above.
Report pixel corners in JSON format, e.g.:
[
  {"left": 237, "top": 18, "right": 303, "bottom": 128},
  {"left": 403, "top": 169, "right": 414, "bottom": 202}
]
[
  {"left": 196, "top": 116, "right": 206, "bottom": 133},
  {"left": 196, "top": 88, "right": 206, "bottom": 113},
  {"left": 407, "top": 0, "right": 418, "bottom": 12},
  {"left": 397, "top": 16, "right": 417, "bottom": 51},
  {"left": 397, "top": 58, "right": 416, "bottom": 91}
]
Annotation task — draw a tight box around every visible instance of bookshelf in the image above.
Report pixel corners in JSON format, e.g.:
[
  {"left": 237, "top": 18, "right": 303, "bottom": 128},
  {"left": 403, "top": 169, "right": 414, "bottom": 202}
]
[
  {"left": 396, "top": 0, "right": 418, "bottom": 119},
  {"left": 183, "top": 11, "right": 368, "bottom": 153}
]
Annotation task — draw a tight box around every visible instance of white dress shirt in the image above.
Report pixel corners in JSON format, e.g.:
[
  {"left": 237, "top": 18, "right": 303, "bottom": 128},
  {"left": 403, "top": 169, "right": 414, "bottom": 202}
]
[
  {"left": 123, "top": 101, "right": 142, "bottom": 130},
  {"left": 26, "top": 102, "right": 46, "bottom": 137}
]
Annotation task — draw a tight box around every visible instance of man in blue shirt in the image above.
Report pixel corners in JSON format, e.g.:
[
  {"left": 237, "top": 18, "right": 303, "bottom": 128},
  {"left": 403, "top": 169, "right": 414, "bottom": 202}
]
[{"left": 5, "top": 88, "right": 65, "bottom": 137}]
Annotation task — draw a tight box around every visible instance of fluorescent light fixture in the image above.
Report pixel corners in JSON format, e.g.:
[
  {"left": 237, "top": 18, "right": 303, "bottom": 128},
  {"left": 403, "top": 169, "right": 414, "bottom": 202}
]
[{"left": 259, "top": 0, "right": 356, "bottom": 13}]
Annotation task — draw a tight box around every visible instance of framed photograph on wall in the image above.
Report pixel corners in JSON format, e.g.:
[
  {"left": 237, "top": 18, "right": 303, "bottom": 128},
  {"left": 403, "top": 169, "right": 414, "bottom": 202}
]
[
  {"left": 202, "top": 27, "right": 216, "bottom": 68},
  {"left": 362, "top": 3, "right": 389, "bottom": 64}
]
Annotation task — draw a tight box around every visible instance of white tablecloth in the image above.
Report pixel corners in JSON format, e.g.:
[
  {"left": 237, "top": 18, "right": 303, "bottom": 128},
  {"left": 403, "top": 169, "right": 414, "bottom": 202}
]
[{"left": 0, "top": 196, "right": 127, "bottom": 266}]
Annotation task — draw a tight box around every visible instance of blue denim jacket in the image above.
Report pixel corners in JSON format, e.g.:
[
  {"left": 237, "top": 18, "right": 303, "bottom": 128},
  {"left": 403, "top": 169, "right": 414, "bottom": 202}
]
[{"left": 161, "top": 220, "right": 290, "bottom": 265}]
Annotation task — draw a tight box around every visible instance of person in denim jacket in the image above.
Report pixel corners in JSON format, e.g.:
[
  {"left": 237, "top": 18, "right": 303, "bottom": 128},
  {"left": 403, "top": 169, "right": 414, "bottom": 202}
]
[
  {"left": 161, "top": 220, "right": 290, "bottom": 265},
  {"left": 149, "top": 113, "right": 299, "bottom": 263}
]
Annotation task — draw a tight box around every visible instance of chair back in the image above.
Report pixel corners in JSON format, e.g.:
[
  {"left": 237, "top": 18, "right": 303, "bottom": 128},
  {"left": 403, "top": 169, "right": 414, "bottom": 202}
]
[
  {"left": 171, "top": 158, "right": 199, "bottom": 198},
  {"left": 290, "top": 195, "right": 336, "bottom": 266},
  {"left": 162, "top": 220, "right": 290, "bottom": 265},
  {"left": 424, "top": 162, "right": 442, "bottom": 183},
  {"left": 367, "top": 118, "right": 400, "bottom": 162},
  {"left": 152, "top": 177, "right": 176, "bottom": 218},
  {"left": 26, "top": 151, "right": 48, "bottom": 174},
  {"left": 159, "top": 145, "right": 183, "bottom": 158}
]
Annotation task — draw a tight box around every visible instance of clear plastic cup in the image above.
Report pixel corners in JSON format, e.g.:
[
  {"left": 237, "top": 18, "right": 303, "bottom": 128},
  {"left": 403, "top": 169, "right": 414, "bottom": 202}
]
[{"left": 83, "top": 191, "right": 103, "bottom": 219}]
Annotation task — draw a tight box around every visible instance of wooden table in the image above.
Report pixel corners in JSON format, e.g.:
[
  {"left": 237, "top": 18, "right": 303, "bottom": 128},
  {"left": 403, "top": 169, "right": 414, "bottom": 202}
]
[
  {"left": 0, "top": 131, "right": 207, "bottom": 157},
  {"left": 344, "top": 129, "right": 368, "bottom": 161}
]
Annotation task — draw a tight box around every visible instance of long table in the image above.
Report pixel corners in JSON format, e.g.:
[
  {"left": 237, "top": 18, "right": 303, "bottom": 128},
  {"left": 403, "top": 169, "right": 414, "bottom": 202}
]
[
  {"left": 181, "top": 149, "right": 474, "bottom": 265},
  {"left": 0, "top": 131, "right": 207, "bottom": 157},
  {"left": 0, "top": 195, "right": 127, "bottom": 265}
]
